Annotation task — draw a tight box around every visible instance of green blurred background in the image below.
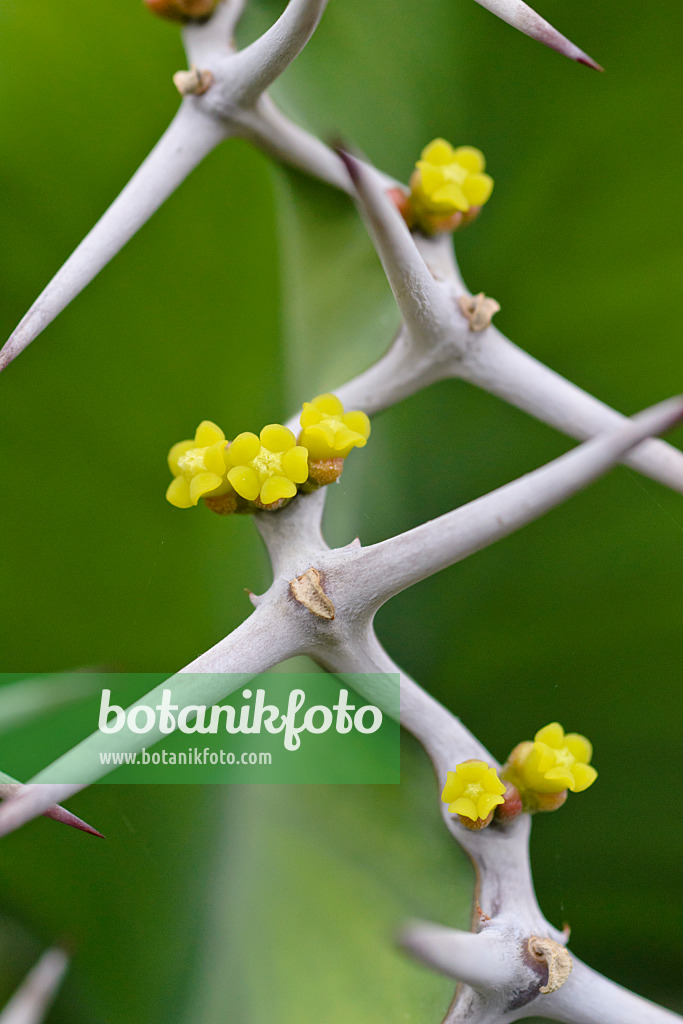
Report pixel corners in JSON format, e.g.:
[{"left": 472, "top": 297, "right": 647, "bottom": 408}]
[{"left": 0, "top": 0, "right": 681, "bottom": 1020}]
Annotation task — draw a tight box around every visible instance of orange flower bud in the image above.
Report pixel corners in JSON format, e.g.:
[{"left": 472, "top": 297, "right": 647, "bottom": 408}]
[{"left": 144, "top": 0, "right": 221, "bottom": 24}]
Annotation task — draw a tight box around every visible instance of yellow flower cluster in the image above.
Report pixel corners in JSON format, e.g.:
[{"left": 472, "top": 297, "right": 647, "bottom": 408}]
[
  {"left": 439, "top": 724, "right": 597, "bottom": 829},
  {"left": 515, "top": 722, "right": 597, "bottom": 795},
  {"left": 407, "top": 139, "right": 494, "bottom": 235},
  {"left": 441, "top": 761, "right": 506, "bottom": 823},
  {"left": 166, "top": 394, "right": 370, "bottom": 512}
]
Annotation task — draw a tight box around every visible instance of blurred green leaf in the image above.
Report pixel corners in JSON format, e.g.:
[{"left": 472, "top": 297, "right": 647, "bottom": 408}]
[
  {"left": 0, "top": 674, "right": 104, "bottom": 736},
  {"left": 184, "top": 738, "right": 469, "bottom": 1024}
]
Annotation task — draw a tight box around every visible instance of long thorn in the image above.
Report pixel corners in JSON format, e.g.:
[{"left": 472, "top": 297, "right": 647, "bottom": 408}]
[
  {"left": 352, "top": 397, "right": 683, "bottom": 608},
  {"left": 0, "top": 610, "right": 295, "bottom": 840},
  {"left": 41, "top": 804, "right": 104, "bottom": 839},
  {"left": 400, "top": 921, "right": 515, "bottom": 989},
  {"left": 0, "top": 784, "right": 89, "bottom": 842},
  {"left": 473, "top": 0, "right": 602, "bottom": 70},
  {"left": 0, "top": 774, "right": 103, "bottom": 838},
  {"left": 0, "top": 949, "right": 69, "bottom": 1024},
  {"left": 459, "top": 329, "right": 683, "bottom": 494},
  {"left": 232, "top": 0, "right": 330, "bottom": 103},
  {"left": 339, "top": 150, "right": 453, "bottom": 347},
  {"left": 0, "top": 103, "right": 226, "bottom": 374}
]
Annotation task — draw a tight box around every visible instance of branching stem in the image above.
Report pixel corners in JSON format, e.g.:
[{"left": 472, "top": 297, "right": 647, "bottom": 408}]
[{"left": 1, "top": 2, "right": 680, "bottom": 1023}]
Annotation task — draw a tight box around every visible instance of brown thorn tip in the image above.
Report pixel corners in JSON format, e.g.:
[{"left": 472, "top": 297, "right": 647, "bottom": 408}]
[
  {"left": 55, "top": 936, "right": 77, "bottom": 957},
  {"left": 44, "top": 805, "right": 105, "bottom": 838},
  {"left": 577, "top": 55, "right": 604, "bottom": 72},
  {"left": 335, "top": 147, "right": 361, "bottom": 186}
]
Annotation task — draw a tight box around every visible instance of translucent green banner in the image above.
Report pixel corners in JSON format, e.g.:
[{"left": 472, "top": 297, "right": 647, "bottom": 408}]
[{"left": 0, "top": 672, "right": 400, "bottom": 784}]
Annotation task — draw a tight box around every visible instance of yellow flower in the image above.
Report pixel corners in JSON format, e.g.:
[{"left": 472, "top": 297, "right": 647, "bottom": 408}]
[
  {"left": 226, "top": 424, "right": 309, "bottom": 506},
  {"left": 519, "top": 722, "right": 597, "bottom": 794},
  {"left": 299, "top": 394, "right": 371, "bottom": 461},
  {"left": 409, "top": 139, "right": 493, "bottom": 234},
  {"left": 441, "top": 761, "right": 506, "bottom": 822},
  {"left": 166, "top": 420, "right": 233, "bottom": 508}
]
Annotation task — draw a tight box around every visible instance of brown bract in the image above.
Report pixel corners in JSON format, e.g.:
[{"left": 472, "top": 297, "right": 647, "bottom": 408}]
[
  {"left": 528, "top": 936, "right": 573, "bottom": 994},
  {"left": 459, "top": 292, "right": 501, "bottom": 332},
  {"left": 203, "top": 492, "right": 239, "bottom": 515},
  {"left": 307, "top": 457, "right": 345, "bottom": 487},
  {"left": 289, "top": 567, "right": 336, "bottom": 620}
]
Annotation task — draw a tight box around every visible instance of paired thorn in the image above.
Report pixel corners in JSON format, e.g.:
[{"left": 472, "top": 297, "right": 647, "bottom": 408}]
[
  {"left": 340, "top": 144, "right": 683, "bottom": 495},
  {"left": 1, "top": 0, "right": 602, "bottom": 374},
  {"left": 0, "top": 0, "right": 329, "bottom": 373}
]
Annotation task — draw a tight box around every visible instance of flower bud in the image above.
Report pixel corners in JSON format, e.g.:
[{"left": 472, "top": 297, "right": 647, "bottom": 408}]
[
  {"left": 495, "top": 781, "right": 524, "bottom": 823},
  {"left": 306, "top": 457, "right": 346, "bottom": 488},
  {"left": 203, "top": 492, "right": 239, "bottom": 516},
  {"left": 144, "top": 0, "right": 221, "bottom": 24},
  {"left": 386, "top": 187, "right": 414, "bottom": 225}
]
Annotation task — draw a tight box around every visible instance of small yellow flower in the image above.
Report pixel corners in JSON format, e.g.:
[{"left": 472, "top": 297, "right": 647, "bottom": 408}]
[
  {"left": 166, "top": 420, "right": 233, "bottom": 508},
  {"left": 226, "top": 424, "right": 309, "bottom": 506},
  {"left": 299, "top": 394, "right": 371, "bottom": 461},
  {"left": 519, "top": 722, "right": 597, "bottom": 794},
  {"left": 441, "top": 761, "right": 506, "bottom": 822},
  {"left": 409, "top": 139, "right": 493, "bottom": 234}
]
